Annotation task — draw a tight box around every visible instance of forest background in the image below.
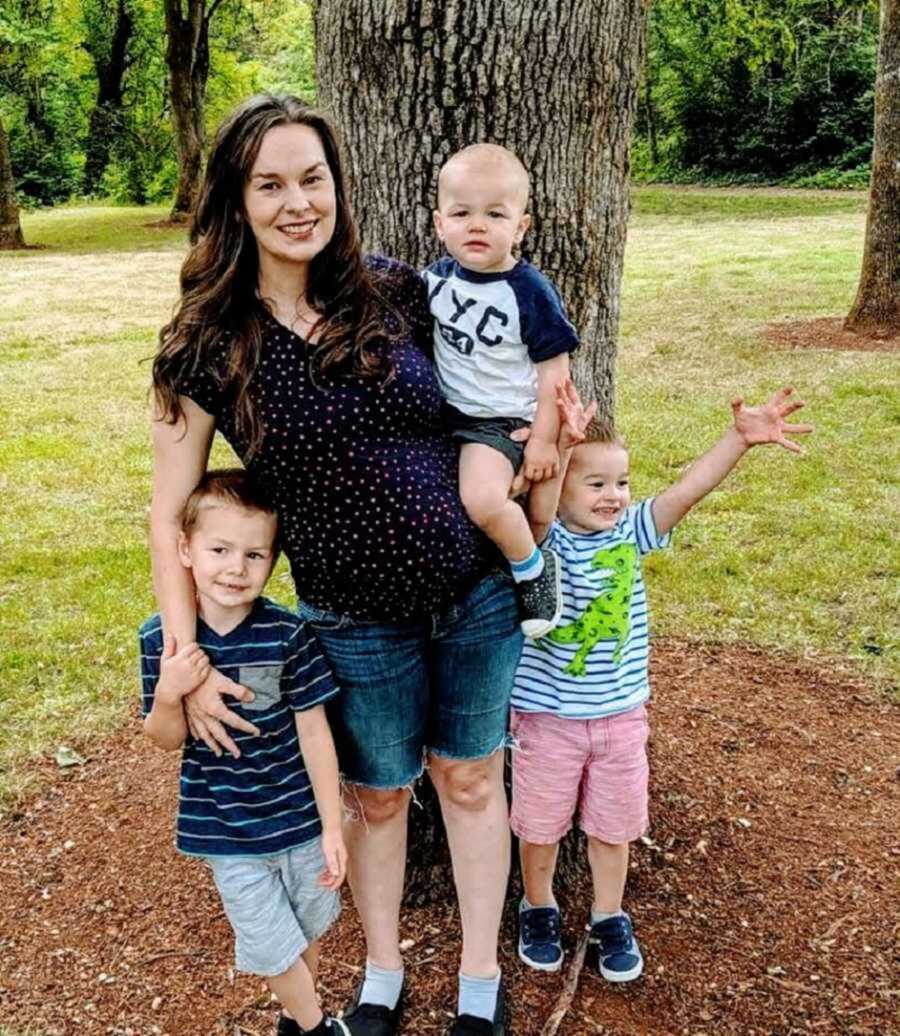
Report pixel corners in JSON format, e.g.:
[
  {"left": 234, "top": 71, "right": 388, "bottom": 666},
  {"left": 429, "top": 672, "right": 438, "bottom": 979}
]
[{"left": 1, "top": 0, "right": 881, "bottom": 209}]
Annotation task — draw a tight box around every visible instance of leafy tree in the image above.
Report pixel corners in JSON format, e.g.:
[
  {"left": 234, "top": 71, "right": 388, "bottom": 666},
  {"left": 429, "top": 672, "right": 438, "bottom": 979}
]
[
  {"left": 638, "top": 0, "right": 878, "bottom": 183},
  {"left": 80, "top": 0, "right": 135, "bottom": 194}
]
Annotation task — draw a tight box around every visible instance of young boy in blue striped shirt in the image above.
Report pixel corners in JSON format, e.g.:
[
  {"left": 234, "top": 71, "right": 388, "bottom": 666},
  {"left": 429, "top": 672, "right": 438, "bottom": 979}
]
[
  {"left": 512, "top": 384, "right": 811, "bottom": 984},
  {"left": 140, "top": 469, "right": 350, "bottom": 1036}
]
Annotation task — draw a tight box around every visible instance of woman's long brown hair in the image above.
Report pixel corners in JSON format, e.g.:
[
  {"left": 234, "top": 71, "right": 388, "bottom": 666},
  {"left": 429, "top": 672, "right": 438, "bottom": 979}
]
[{"left": 152, "top": 94, "right": 396, "bottom": 455}]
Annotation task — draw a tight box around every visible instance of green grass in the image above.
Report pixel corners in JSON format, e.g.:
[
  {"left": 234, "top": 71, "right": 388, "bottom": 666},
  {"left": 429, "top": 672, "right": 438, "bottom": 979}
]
[{"left": 1, "top": 190, "right": 898, "bottom": 806}]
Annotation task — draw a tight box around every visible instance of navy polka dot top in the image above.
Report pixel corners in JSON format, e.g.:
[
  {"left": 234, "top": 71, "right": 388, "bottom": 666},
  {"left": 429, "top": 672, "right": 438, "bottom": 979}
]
[{"left": 175, "top": 255, "right": 493, "bottom": 621}]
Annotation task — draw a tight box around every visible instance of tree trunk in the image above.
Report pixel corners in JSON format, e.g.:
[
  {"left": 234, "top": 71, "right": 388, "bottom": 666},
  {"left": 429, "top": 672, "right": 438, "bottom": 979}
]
[
  {"left": 83, "top": 0, "right": 134, "bottom": 195},
  {"left": 0, "top": 117, "right": 25, "bottom": 250},
  {"left": 316, "top": 0, "right": 648, "bottom": 904},
  {"left": 164, "top": 0, "right": 216, "bottom": 222},
  {"left": 846, "top": 0, "right": 900, "bottom": 334}
]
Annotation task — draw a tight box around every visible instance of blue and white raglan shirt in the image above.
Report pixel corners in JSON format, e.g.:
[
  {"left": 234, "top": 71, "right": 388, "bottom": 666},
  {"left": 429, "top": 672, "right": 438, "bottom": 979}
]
[
  {"left": 139, "top": 597, "right": 339, "bottom": 857},
  {"left": 512, "top": 500, "right": 672, "bottom": 719},
  {"left": 423, "top": 257, "right": 580, "bottom": 420}
]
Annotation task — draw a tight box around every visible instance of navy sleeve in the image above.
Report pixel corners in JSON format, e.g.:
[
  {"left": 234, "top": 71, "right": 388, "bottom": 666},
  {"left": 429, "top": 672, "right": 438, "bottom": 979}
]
[
  {"left": 138, "top": 616, "right": 164, "bottom": 718},
  {"left": 281, "top": 619, "right": 340, "bottom": 712},
  {"left": 173, "top": 348, "right": 225, "bottom": 418},
  {"left": 512, "top": 263, "right": 580, "bottom": 363}
]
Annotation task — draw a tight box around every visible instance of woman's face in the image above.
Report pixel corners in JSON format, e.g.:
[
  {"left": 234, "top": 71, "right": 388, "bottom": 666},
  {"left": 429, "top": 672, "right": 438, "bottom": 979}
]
[{"left": 243, "top": 123, "right": 338, "bottom": 275}]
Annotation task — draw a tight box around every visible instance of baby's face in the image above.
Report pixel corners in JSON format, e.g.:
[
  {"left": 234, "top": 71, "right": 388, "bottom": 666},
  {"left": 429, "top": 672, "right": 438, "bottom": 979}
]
[
  {"left": 433, "top": 158, "right": 530, "bottom": 274},
  {"left": 559, "top": 442, "right": 632, "bottom": 534}
]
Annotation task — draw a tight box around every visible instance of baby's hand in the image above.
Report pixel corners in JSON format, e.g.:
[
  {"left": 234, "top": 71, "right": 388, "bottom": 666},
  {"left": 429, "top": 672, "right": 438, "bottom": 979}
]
[
  {"left": 732, "top": 386, "right": 813, "bottom": 453},
  {"left": 319, "top": 827, "right": 348, "bottom": 890},
  {"left": 556, "top": 379, "right": 598, "bottom": 450},
  {"left": 523, "top": 438, "right": 559, "bottom": 482},
  {"left": 157, "top": 635, "right": 211, "bottom": 705}
]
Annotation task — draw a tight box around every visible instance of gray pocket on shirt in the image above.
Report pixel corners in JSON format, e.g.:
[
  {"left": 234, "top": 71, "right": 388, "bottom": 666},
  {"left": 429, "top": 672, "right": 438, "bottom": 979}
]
[{"left": 239, "top": 665, "right": 284, "bottom": 712}]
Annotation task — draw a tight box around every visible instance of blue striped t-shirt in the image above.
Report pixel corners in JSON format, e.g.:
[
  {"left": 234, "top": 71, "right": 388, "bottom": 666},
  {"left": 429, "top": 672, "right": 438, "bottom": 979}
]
[
  {"left": 511, "top": 499, "right": 671, "bottom": 718},
  {"left": 139, "top": 597, "right": 339, "bottom": 857}
]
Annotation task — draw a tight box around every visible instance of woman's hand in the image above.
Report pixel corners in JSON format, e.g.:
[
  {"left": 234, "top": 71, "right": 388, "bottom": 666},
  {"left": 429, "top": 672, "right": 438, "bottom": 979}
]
[
  {"left": 319, "top": 827, "right": 348, "bottom": 890},
  {"left": 731, "top": 386, "right": 813, "bottom": 453},
  {"left": 184, "top": 665, "right": 260, "bottom": 758},
  {"left": 156, "top": 635, "right": 211, "bottom": 706}
]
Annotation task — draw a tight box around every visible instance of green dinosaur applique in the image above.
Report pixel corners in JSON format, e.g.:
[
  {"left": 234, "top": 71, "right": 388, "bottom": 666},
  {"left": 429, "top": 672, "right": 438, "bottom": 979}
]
[{"left": 548, "top": 542, "right": 637, "bottom": 677}]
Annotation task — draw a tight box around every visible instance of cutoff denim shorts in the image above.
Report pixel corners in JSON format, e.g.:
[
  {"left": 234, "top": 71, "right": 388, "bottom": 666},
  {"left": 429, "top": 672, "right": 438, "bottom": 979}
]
[{"left": 297, "top": 571, "right": 523, "bottom": 789}]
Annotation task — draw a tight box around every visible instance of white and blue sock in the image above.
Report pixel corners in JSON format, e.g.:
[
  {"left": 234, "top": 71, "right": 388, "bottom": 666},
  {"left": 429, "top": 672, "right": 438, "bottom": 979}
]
[
  {"left": 510, "top": 546, "right": 544, "bottom": 584},
  {"left": 359, "top": 959, "right": 404, "bottom": 1010},
  {"left": 458, "top": 970, "right": 501, "bottom": 1022},
  {"left": 591, "top": 908, "right": 624, "bottom": 925}
]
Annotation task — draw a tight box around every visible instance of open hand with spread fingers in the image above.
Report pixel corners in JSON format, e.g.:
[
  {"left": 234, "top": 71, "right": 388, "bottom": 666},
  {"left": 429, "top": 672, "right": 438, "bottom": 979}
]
[
  {"left": 556, "top": 378, "right": 598, "bottom": 450},
  {"left": 731, "top": 385, "right": 813, "bottom": 453}
]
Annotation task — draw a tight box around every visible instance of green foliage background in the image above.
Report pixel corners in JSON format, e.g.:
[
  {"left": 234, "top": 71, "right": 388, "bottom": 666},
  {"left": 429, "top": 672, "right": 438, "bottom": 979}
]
[
  {"left": 636, "top": 0, "right": 879, "bottom": 187},
  {"left": 1, "top": 0, "right": 315, "bottom": 207},
  {"left": 0, "top": 0, "right": 883, "bottom": 206}
]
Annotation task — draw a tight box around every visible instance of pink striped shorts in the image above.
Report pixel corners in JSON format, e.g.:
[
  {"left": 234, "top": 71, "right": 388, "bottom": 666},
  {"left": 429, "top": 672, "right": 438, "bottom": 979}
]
[{"left": 509, "top": 704, "right": 650, "bottom": 845}]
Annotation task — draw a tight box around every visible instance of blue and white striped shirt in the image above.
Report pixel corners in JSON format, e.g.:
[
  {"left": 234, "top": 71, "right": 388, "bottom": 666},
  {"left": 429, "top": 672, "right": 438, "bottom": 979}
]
[
  {"left": 139, "top": 598, "right": 339, "bottom": 857},
  {"left": 512, "top": 500, "right": 671, "bottom": 718}
]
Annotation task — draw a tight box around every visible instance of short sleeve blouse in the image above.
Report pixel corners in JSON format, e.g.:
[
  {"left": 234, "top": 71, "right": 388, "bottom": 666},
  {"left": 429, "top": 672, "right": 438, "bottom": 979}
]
[{"left": 175, "top": 255, "right": 494, "bottom": 621}]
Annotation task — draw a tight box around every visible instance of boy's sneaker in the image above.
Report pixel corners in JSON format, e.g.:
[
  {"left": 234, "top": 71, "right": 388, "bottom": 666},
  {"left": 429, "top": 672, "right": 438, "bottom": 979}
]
[
  {"left": 446, "top": 978, "right": 506, "bottom": 1035},
  {"left": 340, "top": 981, "right": 403, "bottom": 1036},
  {"left": 277, "top": 1014, "right": 351, "bottom": 1035},
  {"left": 516, "top": 547, "right": 562, "bottom": 638},
  {"left": 586, "top": 911, "right": 644, "bottom": 983},
  {"left": 517, "top": 900, "right": 563, "bottom": 972}
]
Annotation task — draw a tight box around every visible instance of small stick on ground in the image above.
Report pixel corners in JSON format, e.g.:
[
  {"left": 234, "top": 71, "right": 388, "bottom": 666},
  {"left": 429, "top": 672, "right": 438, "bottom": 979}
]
[{"left": 539, "top": 929, "right": 590, "bottom": 1036}]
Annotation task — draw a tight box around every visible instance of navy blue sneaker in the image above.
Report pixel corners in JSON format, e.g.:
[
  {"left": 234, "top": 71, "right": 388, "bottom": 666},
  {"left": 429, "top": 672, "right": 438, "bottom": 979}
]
[
  {"left": 518, "top": 900, "right": 563, "bottom": 972},
  {"left": 586, "top": 911, "right": 644, "bottom": 982}
]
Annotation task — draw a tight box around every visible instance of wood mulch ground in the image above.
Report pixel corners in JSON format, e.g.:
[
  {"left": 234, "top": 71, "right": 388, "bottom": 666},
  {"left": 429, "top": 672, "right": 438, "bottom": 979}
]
[
  {"left": 1, "top": 641, "right": 897, "bottom": 1036},
  {"left": 764, "top": 317, "right": 900, "bottom": 353}
]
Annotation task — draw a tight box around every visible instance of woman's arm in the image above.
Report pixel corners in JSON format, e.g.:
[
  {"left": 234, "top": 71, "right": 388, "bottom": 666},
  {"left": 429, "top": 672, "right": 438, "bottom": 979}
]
[{"left": 150, "top": 395, "right": 259, "bottom": 757}]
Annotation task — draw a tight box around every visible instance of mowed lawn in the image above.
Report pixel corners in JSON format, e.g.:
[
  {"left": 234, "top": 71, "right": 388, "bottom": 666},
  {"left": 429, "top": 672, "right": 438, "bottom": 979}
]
[{"left": 1, "top": 190, "right": 897, "bottom": 804}]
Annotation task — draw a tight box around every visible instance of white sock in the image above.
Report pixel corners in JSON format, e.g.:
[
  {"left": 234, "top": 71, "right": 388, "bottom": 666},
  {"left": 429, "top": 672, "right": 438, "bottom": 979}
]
[
  {"left": 458, "top": 970, "right": 501, "bottom": 1022},
  {"left": 510, "top": 546, "right": 544, "bottom": 583},
  {"left": 591, "top": 908, "right": 624, "bottom": 924},
  {"left": 359, "top": 959, "right": 404, "bottom": 1010}
]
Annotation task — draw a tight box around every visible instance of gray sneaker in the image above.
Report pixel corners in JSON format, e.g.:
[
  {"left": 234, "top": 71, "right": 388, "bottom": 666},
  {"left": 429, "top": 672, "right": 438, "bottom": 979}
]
[{"left": 515, "top": 547, "right": 562, "bottom": 638}]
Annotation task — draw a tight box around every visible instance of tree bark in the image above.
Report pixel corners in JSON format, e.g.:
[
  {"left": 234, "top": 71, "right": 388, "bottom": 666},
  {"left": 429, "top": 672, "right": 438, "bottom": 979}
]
[
  {"left": 83, "top": 0, "right": 134, "bottom": 195},
  {"left": 0, "top": 116, "right": 25, "bottom": 250},
  {"left": 164, "top": 0, "right": 218, "bottom": 221},
  {"left": 846, "top": 0, "right": 900, "bottom": 334},
  {"left": 316, "top": 0, "right": 648, "bottom": 904}
]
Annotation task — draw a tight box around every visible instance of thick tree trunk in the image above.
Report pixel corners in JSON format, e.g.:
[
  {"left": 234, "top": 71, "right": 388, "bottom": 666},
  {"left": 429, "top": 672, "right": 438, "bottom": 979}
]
[
  {"left": 316, "top": 0, "right": 647, "bottom": 904},
  {"left": 83, "top": 0, "right": 134, "bottom": 195},
  {"left": 0, "top": 117, "right": 25, "bottom": 250},
  {"left": 846, "top": 0, "right": 900, "bottom": 334},
  {"left": 164, "top": 0, "right": 216, "bottom": 222},
  {"left": 317, "top": 0, "right": 646, "bottom": 419}
]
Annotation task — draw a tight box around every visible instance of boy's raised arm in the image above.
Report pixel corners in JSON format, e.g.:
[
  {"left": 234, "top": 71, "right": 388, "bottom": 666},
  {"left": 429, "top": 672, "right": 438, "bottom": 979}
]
[
  {"left": 651, "top": 387, "right": 813, "bottom": 538},
  {"left": 527, "top": 380, "right": 597, "bottom": 544}
]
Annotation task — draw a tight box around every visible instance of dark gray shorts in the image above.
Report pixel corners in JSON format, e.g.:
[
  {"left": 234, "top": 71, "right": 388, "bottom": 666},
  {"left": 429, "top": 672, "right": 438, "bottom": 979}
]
[{"left": 444, "top": 404, "right": 529, "bottom": 472}]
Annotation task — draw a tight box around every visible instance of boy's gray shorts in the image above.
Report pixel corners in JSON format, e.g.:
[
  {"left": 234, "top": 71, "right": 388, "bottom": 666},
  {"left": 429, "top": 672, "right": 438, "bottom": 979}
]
[{"left": 206, "top": 837, "right": 341, "bottom": 977}]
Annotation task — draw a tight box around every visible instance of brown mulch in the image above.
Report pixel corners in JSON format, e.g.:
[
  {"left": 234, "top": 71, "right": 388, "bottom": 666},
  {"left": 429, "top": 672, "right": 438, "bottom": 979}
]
[
  {"left": 764, "top": 317, "right": 900, "bottom": 353},
  {"left": 1, "top": 641, "right": 898, "bottom": 1036}
]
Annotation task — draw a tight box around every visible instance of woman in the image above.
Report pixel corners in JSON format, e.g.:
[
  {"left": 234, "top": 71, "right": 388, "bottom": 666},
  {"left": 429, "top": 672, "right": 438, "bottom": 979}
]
[{"left": 151, "top": 94, "right": 521, "bottom": 1036}]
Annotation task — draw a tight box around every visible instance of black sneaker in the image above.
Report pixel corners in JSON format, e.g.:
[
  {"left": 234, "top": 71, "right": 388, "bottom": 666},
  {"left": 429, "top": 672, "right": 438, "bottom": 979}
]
[
  {"left": 277, "top": 1013, "right": 351, "bottom": 1035},
  {"left": 515, "top": 547, "right": 562, "bottom": 638},
  {"left": 341, "top": 981, "right": 403, "bottom": 1036},
  {"left": 445, "top": 980, "right": 505, "bottom": 1035}
]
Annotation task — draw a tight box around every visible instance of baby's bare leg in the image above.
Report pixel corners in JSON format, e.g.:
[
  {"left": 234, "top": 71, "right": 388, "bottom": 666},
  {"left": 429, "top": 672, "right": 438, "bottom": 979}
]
[{"left": 459, "top": 443, "right": 535, "bottom": 562}]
